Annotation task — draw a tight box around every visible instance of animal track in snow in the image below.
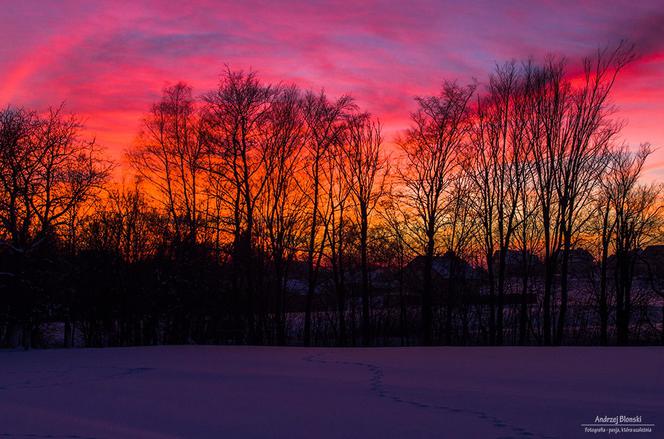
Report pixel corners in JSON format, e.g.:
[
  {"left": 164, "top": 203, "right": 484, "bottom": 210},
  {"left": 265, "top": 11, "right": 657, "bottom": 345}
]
[{"left": 303, "top": 353, "right": 552, "bottom": 439}]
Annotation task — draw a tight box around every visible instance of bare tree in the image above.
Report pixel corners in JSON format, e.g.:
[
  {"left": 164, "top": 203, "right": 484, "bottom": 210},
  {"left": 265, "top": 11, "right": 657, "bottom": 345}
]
[
  {"left": 258, "top": 85, "right": 307, "bottom": 344},
  {"left": 398, "top": 82, "right": 474, "bottom": 345},
  {"left": 323, "top": 137, "right": 352, "bottom": 345},
  {"left": 129, "top": 83, "right": 207, "bottom": 246},
  {"left": 525, "top": 44, "right": 632, "bottom": 344},
  {"left": 204, "top": 69, "right": 277, "bottom": 342},
  {"left": 441, "top": 173, "right": 478, "bottom": 344},
  {"left": 0, "top": 105, "right": 110, "bottom": 252},
  {"left": 553, "top": 45, "right": 632, "bottom": 345},
  {"left": 606, "top": 144, "right": 661, "bottom": 344},
  {"left": 467, "top": 62, "right": 528, "bottom": 345},
  {"left": 0, "top": 105, "right": 110, "bottom": 348},
  {"left": 379, "top": 189, "right": 415, "bottom": 345},
  {"left": 525, "top": 59, "right": 566, "bottom": 345},
  {"left": 300, "top": 90, "right": 354, "bottom": 346},
  {"left": 339, "top": 113, "right": 387, "bottom": 345},
  {"left": 0, "top": 107, "right": 38, "bottom": 250}
]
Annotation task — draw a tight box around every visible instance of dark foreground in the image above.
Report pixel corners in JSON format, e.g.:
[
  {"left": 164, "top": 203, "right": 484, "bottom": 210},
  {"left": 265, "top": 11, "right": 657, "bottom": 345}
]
[{"left": 0, "top": 346, "right": 662, "bottom": 438}]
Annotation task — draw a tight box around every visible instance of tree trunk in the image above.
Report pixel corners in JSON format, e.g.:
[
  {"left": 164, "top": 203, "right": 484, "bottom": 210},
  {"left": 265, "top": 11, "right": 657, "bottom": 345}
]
[
  {"left": 274, "top": 258, "right": 286, "bottom": 345},
  {"left": 64, "top": 319, "right": 72, "bottom": 348},
  {"left": 519, "top": 252, "right": 530, "bottom": 345},
  {"left": 543, "top": 253, "right": 554, "bottom": 345},
  {"left": 422, "top": 239, "right": 434, "bottom": 345},
  {"left": 496, "top": 248, "right": 507, "bottom": 345},
  {"left": 599, "top": 243, "right": 609, "bottom": 346},
  {"left": 556, "top": 232, "right": 571, "bottom": 345},
  {"left": 486, "top": 251, "right": 496, "bottom": 345},
  {"left": 360, "top": 213, "right": 370, "bottom": 346}
]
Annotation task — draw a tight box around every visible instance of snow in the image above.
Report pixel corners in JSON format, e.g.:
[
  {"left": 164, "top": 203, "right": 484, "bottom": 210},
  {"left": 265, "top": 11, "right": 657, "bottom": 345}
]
[{"left": 0, "top": 346, "right": 662, "bottom": 438}]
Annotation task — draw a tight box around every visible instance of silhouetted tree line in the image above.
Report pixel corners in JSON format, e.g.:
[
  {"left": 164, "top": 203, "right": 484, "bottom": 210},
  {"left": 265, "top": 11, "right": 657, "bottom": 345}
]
[{"left": 1, "top": 43, "right": 663, "bottom": 349}]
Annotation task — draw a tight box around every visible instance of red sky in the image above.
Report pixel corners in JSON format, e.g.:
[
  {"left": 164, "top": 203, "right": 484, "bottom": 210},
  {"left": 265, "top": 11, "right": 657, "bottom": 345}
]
[{"left": 1, "top": 0, "right": 663, "bottom": 181}]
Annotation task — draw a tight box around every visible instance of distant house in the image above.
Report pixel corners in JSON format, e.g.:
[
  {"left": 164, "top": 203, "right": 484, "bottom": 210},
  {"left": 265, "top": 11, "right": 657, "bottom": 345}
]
[
  {"left": 284, "top": 278, "right": 310, "bottom": 296},
  {"left": 406, "top": 251, "right": 536, "bottom": 306},
  {"left": 492, "top": 249, "right": 542, "bottom": 277},
  {"left": 636, "top": 245, "right": 664, "bottom": 279},
  {"left": 284, "top": 279, "right": 334, "bottom": 313},
  {"left": 283, "top": 264, "right": 404, "bottom": 312},
  {"left": 563, "top": 249, "right": 596, "bottom": 279},
  {"left": 491, "top": 248, "right": 596, "bottom": 280},
  {"left": 407, "top": 251, "right": 483, "bottom": 283}
]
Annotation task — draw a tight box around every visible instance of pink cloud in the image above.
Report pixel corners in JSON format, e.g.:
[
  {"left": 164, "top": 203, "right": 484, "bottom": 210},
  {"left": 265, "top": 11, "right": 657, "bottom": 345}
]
[{"left": 1, "top": 0, "right": 663, "bottom": 181}]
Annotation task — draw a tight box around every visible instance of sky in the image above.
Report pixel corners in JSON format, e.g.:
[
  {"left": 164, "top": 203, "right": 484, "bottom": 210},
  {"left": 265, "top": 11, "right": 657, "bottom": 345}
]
[{"left": 1, "top": 0, "right": 663, "bottom": 180}]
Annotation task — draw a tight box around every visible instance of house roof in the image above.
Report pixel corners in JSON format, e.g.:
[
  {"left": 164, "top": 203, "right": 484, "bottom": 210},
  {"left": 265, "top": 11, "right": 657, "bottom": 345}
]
[{"left": 407, "top": 252, "right": 483, "bottom": 280}]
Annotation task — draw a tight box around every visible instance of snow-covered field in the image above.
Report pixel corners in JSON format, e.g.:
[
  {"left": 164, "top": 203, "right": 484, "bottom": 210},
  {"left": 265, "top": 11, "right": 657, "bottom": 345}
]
[{"left": 0, "top": 347, "right": 661, "bottom": 439}]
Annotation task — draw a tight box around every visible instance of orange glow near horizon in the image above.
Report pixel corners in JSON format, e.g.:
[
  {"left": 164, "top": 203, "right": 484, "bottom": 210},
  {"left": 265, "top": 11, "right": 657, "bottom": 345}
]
[{"left": 1, "top": 1, "right": 664, "bottom": 182}]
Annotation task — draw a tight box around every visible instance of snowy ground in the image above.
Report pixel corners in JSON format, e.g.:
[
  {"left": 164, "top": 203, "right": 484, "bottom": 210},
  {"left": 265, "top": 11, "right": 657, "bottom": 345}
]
[{"left": 0, "top": 347, "right": 662, "bottom": 439}]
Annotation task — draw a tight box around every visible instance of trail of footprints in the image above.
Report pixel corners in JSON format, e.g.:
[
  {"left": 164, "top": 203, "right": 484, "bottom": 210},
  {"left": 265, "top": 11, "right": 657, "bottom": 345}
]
[
  {"left": 304, "top": 353, "right": 557, "bottom": 439},
  {"left": 1, "top": 356, "right": 559, "bottom": 439}
]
